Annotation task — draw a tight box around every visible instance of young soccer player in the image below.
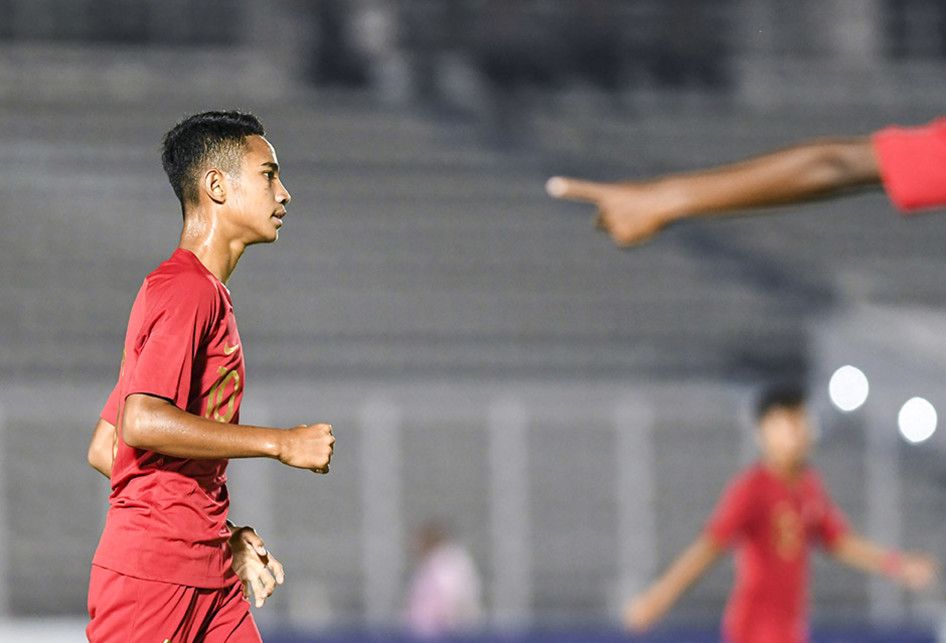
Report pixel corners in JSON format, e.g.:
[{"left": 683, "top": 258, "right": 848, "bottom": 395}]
[
  {"left": 85, "top": 111, "right": 336, "bottom": 642},
  {"left": 624, "top": 385, "right": 937, "bottom": 643},
  {"left": 546, "top": 116, "right": 946, "bottom": 246}
]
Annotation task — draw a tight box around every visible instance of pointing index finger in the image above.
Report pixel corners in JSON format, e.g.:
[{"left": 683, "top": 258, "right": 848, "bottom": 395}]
[{"left": 546, "top": 176, "right": 608, "bottom": 203}]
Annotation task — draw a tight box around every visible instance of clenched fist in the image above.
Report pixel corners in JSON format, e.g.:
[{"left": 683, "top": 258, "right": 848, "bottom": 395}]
[{"left": 277, "top": 423, "right": 335, "bottom": 473}]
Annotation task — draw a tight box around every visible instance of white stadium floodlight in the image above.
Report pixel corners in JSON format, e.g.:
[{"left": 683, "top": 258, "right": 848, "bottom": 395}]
[
  {"left": 898, "top": 397, "right": 937, "bottom": 444},
  {"left": 828, "top": 365, "right": 869, "bottom": 412}
]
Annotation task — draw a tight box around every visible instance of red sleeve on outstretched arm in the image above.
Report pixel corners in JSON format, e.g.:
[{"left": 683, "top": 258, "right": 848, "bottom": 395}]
[{"left": 873, "top": 117, "right": 946, "bottom": 213}]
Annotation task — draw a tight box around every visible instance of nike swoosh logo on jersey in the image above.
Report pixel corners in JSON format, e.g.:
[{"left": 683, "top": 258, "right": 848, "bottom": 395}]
[{"left": 224, "top": 343, "right": 240, "bottom": 355}]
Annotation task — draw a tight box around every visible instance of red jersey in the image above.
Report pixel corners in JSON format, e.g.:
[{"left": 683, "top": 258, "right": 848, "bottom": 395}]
[
  {"left": 93, "top": 248, "right": 245, "bottom": 588},
  {"left": 705, "top": 465, "right": 848, "bottom": 643},
  {"left": 873, "top": 117, "right": 946, "bottom": 212}
]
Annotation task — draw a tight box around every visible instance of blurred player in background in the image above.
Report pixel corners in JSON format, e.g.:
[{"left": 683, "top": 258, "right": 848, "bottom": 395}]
[
  {"left": 546, "top": 116, "right": 946, "bottom": 245},
  {"left": 404, "top": 520, "right": 484, "bottom": 638},
  {"left": 85, "top": 111, "right": 335, "bottom": 642},
  {"left": 624, "top": 384, "right": 937, "bottom": 643}
]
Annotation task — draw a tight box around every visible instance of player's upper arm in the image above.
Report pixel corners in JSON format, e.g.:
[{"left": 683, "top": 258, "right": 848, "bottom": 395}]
[
  {"left": 121, "top": 393, "right": 175, "bottom": 448},
  {"left": 824, "top": 531, "right": 854, "bottom": 558}
]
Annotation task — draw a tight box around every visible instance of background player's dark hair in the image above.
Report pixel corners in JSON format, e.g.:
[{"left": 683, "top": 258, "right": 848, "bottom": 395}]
[
  {"left": 161, "top": 110, "right": 265, "bottom": 209},
  {"left": 754, "top": 383, "right": 807, "bottom": 422}
]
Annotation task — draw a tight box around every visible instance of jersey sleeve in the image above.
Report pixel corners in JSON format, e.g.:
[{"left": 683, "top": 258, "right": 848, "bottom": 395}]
[
  {"left": 100, "top": 348, "right": 128, "bottom": 425},
  {"left": 100, "top": 384, "right": 120, "bottom": 426},
  {"left": 705, "top": 472, "right": 756, "bottom": 547},
  {"left": 125, "top": 274, "right": 217, "bottom": 410},
  {"left": 872, "top": 117, "right": 946, "bottom": 212}
]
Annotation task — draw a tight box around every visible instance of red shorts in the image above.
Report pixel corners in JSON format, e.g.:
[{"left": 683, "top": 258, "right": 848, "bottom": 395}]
[{"left": 87, "top": 565, "right": 261, "bottom": 643}]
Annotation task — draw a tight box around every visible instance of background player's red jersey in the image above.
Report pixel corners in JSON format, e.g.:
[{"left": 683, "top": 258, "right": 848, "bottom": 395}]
[
  {"left": 706, "top": 465, "right": 849, "bottom": 643},
  {"left": 874, "top": 117, "right": 946, "bottom": 212},
  {"left": 93, "top": 248, "right": 246, "bottom": 588}
]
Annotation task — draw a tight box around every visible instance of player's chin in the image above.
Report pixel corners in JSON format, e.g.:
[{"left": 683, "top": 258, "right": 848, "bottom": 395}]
[
  {"left": 247, "top": 228, "right": 280, "bottom": 246},
  {"left": 260, "top": 221, "right": 283, "bottom": 243},
  {"left": 269, "top": 216, "right": 285, "bottom": 241}
]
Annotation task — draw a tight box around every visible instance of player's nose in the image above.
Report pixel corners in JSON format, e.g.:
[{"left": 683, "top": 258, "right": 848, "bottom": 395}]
[{"left": 277, "top": 179, "right": 291, "bottom": 206}]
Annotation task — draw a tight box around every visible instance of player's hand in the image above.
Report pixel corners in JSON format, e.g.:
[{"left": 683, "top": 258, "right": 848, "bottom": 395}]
[
  {"left": 898, "top": 553, "right": 938, "bottom": 591},
  {"left": 278, "top": 423, "right": 335, "bottom": 473},
  {"left": 229, "top": 525, "right": 285, "bottom": 608},
  {"left": 622, "top": 592, "right": 665, "bottom": 632},
  {"left": 546, "top": 176, "right": 679, "bottom": 247}
]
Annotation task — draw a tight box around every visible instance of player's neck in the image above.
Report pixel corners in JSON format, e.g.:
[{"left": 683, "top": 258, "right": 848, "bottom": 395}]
[
  {"left": 763, "top": 458, "right": 804, "bottom": 482},
  {"left": 178, "top": 215, "right": 245, "bottom": 285}
]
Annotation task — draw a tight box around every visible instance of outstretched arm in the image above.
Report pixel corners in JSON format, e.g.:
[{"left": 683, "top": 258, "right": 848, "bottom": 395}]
[
  {"left": 123, "top": 393, "right": 334, "bottom": 473},
  {"left": 830, "top": 533, "right": 938, "bottom": 591},
  {"left": 88, "top": 417, "right": 117, "bottom": 478},
  {"left": 547, "top": 137, "right": 879, "bottom": 247},
  {"left": 623, "top": 534, "right": 723, "bottom": 632}
]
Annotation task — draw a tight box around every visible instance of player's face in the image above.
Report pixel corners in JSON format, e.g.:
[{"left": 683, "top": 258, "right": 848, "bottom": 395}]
[
  {"left": 227, "top": 134, "right": 291, "bottom": 244},
  {"left": 758, "top": 406, "right": 811, "bottom": 471}
]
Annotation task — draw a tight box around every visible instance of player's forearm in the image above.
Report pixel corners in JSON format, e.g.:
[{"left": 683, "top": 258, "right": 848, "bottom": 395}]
[
  {"left": 653, "top": 138, "right": 880, "bottom": 219},
  {"left": 831, "top": 533, "right": 894, "bottom": 575},
  {"left": 832, "top": 533, "right": 939, "bottom": 591},
  {"left": 123, "top": 393, "right": 282, "bottom": 460}
]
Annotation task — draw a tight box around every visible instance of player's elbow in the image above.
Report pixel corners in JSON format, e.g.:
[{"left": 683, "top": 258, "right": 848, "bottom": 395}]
[
  {"left": 121, "top": 394, "right": 164, "bottom": 449},
  {"left": 811, "top": 138, "right": 878, "bottom": 189},
  {"left": 87, "top": 441, "right": 108, "bottom": 472}
]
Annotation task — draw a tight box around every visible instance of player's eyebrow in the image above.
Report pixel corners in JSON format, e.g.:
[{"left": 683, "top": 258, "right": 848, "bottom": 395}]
[{"left": 261, "top": 161, "right": 279, "bottom": 173}]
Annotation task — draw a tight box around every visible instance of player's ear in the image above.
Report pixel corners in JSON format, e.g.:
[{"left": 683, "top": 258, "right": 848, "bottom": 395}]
[{"left": 202, "top": 168, "right": 227, "bottom": 205}]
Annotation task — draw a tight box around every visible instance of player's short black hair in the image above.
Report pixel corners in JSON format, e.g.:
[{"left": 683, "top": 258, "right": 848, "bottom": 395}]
[
  {"left": 754, "top": 383, "right": 807, "bottom": 422},
  {"left": 161, "top": 110, "right": 265, "bottom": 207}
]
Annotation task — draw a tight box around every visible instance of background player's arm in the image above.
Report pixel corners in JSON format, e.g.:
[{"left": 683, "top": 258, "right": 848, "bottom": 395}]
[
  {"left": 829, "top": 533, "right": 938, "bottom": 591},
  {"left": 623, "top": 534, "right": 722, "bottom": 632},
  {"left": 87, "top": 417, "right": 117, "bottom": 478},
  {"left": 123, "top": 393, "right": 334, "bottom": 472},
  {"left": 546, "top": 137, "right": 879, "bottom": 246}
]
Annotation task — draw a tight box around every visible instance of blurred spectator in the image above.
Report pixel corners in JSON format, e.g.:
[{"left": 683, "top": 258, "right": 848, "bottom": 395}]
[
  {"left": 397, "top": 0, "right": 456, "bottom": 104},
  {"left": 306, "top": 0, "right": 370, "bottom": 87},
  {"left": 466, "top": 0, "right": 561, "bottom": 144},
  {"left": 651, "top": 0, "right": 732, "bottom": 90},
  {"left": 470, "top": 0, "right": 559, "bottom": 93},
  {"left": 884, "top": 0, "right": 946, "bottom": 59},
  {"left": 558, "top": 0, "right": 626, "bottom": 92},
  {"left": 405, "top": 521, "right": 484, "bottom": 638}
]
